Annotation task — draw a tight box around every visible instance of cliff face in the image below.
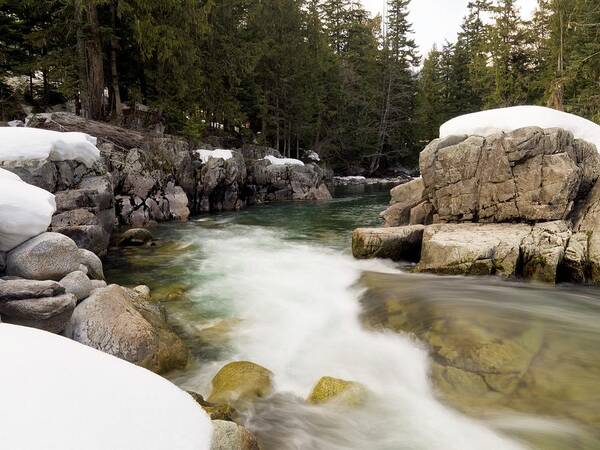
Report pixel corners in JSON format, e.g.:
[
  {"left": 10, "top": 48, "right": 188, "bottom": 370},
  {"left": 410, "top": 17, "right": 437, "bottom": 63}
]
[{"left": 355, "top": 127, "right": 600, "bottom": 284}]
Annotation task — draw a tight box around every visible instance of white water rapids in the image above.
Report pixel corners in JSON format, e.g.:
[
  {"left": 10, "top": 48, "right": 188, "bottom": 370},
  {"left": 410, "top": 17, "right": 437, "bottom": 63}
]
[{"left": 174, "top": 223, "right": 527, "bottom": 450}]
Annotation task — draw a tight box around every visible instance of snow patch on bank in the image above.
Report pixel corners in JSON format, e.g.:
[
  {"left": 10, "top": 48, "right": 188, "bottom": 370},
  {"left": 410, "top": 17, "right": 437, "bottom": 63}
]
[
  {"left": 196, "top": 149, "right": 233, "bottom": 163},
  {"left": 0, "top": 324, "right": 212, "bottom": 450},
  {"left": 263, "top": 155, "right": 305, "bottom": 166},
  {"left": 440, "top": 106, "right": 600, "bottom": 150},
  {"left": 0, "top": 127, "right": 100, "bottom": 167},
  {"left": 0, "top": 169, "right": 56, "bottom": 252}
]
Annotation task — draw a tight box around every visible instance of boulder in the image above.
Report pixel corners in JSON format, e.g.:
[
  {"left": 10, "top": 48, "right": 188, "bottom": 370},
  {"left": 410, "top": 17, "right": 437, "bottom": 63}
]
[
  {"left": 419, "top": 128, "right": 600, "bottom": 223},
  {"left": 0, "top": 279, "right": 64, "bottom": 301},
  {"left": 59, "top": 271, "right": 93, "bottom": 301},
  {"left": 64, "top": 284, "right": 188, "bottom": 374},
  {"left": 78, "top": 248, "right": 105, "bottom": 280},
  {"left": 6, "top": 232, "right": 81, "bottom": 280},
  {"left": 307, "top": 376, "right": 368, "bottom": 406},
  {"left": 380, "top": 178, "right": 425, "bottom": 227},
  {"left": 0, "top": 293, "right": 76, "bottom": 333},
  {"left": 561, "top": 232, "right": 589, "bottom": 283},
  {"left": 211, "top": 420, "right": 260, "bottom": 450},
  {"left": 409, "top": 201, "right": 434, "bottom": 226},
  {"left": 118, "top": 228, "right": 153, "bottom": 247},
  {"left": 416, "top": 223, "right": 532, "bottom": 277},
  {"left": 208, "top": 361, "right": 273, "bottom": 406},
  {"left": 352, "top": 225, "right": 425, "bottom": 262},
  {"left": 90, "top": 279, "right": 108, "bottom": 291}
]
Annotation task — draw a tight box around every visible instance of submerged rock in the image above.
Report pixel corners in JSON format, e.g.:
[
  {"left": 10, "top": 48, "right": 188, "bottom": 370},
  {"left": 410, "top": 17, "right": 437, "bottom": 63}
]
[
  {"left": 118, "top": 228, "right": 154, "bottom": 247},
  {"left": 65, "top": 284, "right": 188, "bottom": 374},
  {"left": 208, "top": 361, "right": 273, "bottom": 406},
  {"left": 307, "top": 376, "right": 368, "bottom": 407}
]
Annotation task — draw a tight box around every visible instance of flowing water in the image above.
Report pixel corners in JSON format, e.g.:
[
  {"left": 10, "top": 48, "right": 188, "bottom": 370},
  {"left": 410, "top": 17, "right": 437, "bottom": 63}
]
[{"left": 106, "top": 185, "right": 600, "bottom": 450}]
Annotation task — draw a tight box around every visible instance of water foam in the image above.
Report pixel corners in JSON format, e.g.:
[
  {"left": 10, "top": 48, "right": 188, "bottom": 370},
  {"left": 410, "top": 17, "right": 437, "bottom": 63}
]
[{"left": 186, "top": 224, "right": 526, "bottom": 450}]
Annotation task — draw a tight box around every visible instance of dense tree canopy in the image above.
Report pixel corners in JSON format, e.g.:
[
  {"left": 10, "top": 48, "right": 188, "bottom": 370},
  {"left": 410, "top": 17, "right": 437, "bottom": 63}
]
[{"left": 0, "top": 0, "right": 599, "bottom": 173}]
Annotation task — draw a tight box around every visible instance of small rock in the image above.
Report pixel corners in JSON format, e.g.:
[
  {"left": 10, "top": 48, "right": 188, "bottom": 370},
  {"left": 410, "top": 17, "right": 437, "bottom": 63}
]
[
  {"left": 211, "top": 420, "right": 260, "bottom": 450},
  {"left": 307, "top": 376, "right": 368, "bottom": 406},
  {"left": 6, "top": 232, "right": 81, "bottom": 281},
  {"left": 208, "top": 361, "right": 273, "bottom": 406},
  {"left": 0, "top": 279, "right": 64, "bottom": 301},
  {"left": 59, "top": 271, "right": 93, "bottom": 301},
  {"left": 118, "top": 228, "right": 153, "bottom": 247},
  {"left": 78, "top": 248, "right": 104, "bottom": 280},
  {"left": 0, "top": 293, "right": 76, "bottom": 333}
]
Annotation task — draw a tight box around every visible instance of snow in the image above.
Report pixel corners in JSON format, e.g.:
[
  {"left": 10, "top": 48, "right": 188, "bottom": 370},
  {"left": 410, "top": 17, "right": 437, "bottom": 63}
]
[
  {"left": 440, "top": 106, "right": 600, "bottom": 151},
  {"left": 0, "top": 127, "right": 100, "bottom": 168},
  {"left": 195, "top": 149, "right": 233, "bottom": 163},
  {"left": 0, "top": 324, "right": 213, "bottom": 450},
  {"left": 263, "top": 155, "right": 305, "bottom": 166},
  {"left": 0, "top": 169, "right": 56, "bottom": 252}
]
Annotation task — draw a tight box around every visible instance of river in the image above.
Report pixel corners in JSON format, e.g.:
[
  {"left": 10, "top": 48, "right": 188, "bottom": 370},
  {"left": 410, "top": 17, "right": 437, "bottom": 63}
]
[{"left": 105, "top": 186, "right": 600, "bottom": 450}]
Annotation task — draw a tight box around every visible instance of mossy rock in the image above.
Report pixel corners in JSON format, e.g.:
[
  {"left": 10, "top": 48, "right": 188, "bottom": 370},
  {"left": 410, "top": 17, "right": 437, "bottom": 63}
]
[
  {"left": 187, "top": 391, "right": 238, "bottom": 421},
  {"left": 208, "top": 361, "right": 273, "bottom": 406},
  {"left": 307, "top": 376, "right": 368, "bottom": 407}
]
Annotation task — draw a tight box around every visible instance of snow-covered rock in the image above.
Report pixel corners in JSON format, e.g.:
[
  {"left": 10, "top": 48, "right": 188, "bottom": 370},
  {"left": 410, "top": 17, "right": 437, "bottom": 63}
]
[
  {"left": 196, "top": 149, "right": 233, "bottom": 164},
  {"left": 306, "top": 150, "right": 320, "bottom": 162},
  {"left": 0, "top": 127, "right": 100, "bottom": 167},
  {"left": 0, "top": 169, "right": 56, "bottom": 252},
  {"left": 440, "top": 105, "right": 600, "bottom": 151},
  {"left": 263, "top": 155, "right": 305, "bottom": 166},
  {"left": 0, "top": 323, "right": 213, "bottom": 450}
]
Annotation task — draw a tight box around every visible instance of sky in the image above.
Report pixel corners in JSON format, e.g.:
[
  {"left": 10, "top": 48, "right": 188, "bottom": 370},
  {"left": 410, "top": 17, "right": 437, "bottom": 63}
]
[{"left": 361, "top": 0, "right": 538, "bottom": 55}]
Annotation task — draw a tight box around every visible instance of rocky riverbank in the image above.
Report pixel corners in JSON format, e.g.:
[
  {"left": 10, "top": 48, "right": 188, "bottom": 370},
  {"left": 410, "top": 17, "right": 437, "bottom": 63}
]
[{"left": 354, "top": 126, "right": 600, "bottom": 284}]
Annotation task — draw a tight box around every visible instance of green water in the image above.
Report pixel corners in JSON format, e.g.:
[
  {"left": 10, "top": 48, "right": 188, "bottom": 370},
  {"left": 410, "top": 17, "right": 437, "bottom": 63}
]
[{"left": 104, "top": 184, "right": 600, "bottom": 450}]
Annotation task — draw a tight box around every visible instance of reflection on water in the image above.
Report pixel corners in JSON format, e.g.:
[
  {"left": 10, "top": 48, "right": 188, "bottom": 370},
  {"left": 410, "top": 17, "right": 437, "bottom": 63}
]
[{"left": 104, "top": 186, "right": 600, "bottom": 449}]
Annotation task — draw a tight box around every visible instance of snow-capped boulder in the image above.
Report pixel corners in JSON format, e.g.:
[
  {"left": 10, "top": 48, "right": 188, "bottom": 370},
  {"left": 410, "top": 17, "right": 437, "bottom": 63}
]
[
  {"left": 420, "top": 127, "right": 600, "bottom": 223},
  {"left": 263, "top": 155, "right": 304, "bottom": 166},
  {"left": 0, "top": 127, "right": 100, "bottom": 168},
  {"left": 6, "top": 232, "right": 81, "bottom": 280},
  {"left": 0, "top": 169, "right": 56, "bottom": 252},
  {"left": 440, "top": 105, "right": 600, "bottom": 152},
  {"left": 196, "top": 149, "right": 233, "bottom": 163},
  {"left": 0, "top": 323, "right": 213, "bottom": 450}
]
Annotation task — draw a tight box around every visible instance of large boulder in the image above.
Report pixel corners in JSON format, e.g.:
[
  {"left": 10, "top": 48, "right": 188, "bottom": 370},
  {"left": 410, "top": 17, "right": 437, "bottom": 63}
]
[
  {"left": 352, "top": 225, "right": 425, "bottom": 261},
  {"left": 419, "top": 128, "right": 600, "bottom": 223},
  {"left": 208, "top": 361, "right": 273, "bottom": 406},
  {"left": 211, "top": 420, "right": 260, "bottom": 450},
  {"left": 64, "top": 284, "right": 188, "bottom": 374},
  {"left": 0, "top": 293, "right": 76, "bottom": 333},
  {"left": 6, "top": 232, "right": 81, "bottom": 280}
]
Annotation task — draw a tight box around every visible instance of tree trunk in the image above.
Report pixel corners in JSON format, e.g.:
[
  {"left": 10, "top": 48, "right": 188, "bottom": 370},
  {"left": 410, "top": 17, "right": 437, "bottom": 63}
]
[
  {"left": 110, "top": 0, "right": 123, "bottom": 121},
  {"left": 76, "top": 0, "right": 105, "bottom": 120}
]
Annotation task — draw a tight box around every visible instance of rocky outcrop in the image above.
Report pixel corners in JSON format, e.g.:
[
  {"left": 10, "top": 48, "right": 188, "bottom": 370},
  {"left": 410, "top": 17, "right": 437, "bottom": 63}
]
[
  {"left": 65, "top": 284, "right": 188, "bottom": 374},
  {"left": 356, "top": 127, "right": 600, "bottom": 284},
  {"left": 195, "top": 151, "right": 247, "bottom": 213},
  {"left": 419, "top": 128, "right": 600, "bottom": 223}
]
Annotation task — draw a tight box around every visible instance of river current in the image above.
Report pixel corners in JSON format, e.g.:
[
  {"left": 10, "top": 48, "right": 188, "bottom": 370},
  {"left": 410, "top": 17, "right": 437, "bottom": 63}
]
[{"left": 106, "top": 186, "right": 600, "bottom": 450}]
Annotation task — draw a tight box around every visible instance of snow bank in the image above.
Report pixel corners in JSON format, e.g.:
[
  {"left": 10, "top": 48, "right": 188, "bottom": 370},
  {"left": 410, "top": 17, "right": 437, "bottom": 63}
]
[
  {"left": 0, "top": 127, "right": 100, "bottom": 168},
  {"left": 0, "top": 324, "right": 213, "bottom": 450},
  {"left": 0, "top": 169, "right": 56, "bottom": 252},
  {"left": 263, "top": 155, "right": 305, "bottom": 166},
  {"left": 196, "top": 149, "right": 233, "bottom": 164},
  {"left": 440, "top": 106, "right": 600, "bottom": 151}
]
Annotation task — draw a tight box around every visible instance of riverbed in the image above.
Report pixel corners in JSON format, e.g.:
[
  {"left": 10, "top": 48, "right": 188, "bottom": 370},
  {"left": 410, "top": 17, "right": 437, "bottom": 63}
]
[{"left": 105, "top": 186, "right": 600, "bottom": 450}]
